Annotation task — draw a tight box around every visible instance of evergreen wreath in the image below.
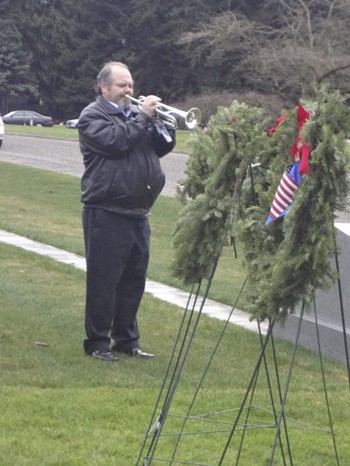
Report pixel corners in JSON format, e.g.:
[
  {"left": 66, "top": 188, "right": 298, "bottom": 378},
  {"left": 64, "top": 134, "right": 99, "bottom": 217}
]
[
  {"left": 172, "top": 84, "right": 350, "bottom": 321},
  {"left": 172, "top": 101, "right": 269, "bottom": 285}
]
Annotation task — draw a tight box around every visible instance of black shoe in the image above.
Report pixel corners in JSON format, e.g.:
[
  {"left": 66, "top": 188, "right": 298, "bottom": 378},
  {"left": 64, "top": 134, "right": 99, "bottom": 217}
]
[
  {"left": 112, "top": 347, "right": 155, "bottom": 359},
  {"left": 90, "top": 350, "right": 118, "bottom": 362}
]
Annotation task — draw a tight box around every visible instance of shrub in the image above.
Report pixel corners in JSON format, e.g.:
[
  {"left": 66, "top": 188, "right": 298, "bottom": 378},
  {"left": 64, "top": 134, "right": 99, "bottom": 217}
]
[{"left": 174, "top": 90, "right": 286, "bottom": 128}]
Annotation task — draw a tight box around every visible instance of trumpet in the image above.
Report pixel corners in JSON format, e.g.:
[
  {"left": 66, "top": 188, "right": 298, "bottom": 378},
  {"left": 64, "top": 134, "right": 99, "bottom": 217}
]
[{"left": 125, "top": 94, "right": 201, "bottom": 130}]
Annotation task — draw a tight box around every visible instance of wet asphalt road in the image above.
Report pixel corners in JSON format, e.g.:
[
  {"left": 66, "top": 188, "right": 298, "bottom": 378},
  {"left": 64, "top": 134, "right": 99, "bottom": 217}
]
[{"left": 0, "top": 134, "right": 189, "bottom": 198}]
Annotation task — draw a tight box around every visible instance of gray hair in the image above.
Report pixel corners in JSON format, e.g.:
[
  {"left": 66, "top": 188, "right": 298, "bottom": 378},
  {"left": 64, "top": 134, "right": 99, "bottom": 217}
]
[{"left": 96, "top": 61, "right": 129, "bottom": 94}]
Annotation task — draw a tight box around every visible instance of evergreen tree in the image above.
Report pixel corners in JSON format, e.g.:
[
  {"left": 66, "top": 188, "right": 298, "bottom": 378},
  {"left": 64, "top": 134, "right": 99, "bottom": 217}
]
[
  {"left": 0, "top": 20, "right": 37, "bottom": 114},
  {"left": 17, "top": 0, "right": 80, "bottom": 118},
  {"left": 121, "top": 0, "right": 215, "bottom": 101},
  {"left": 45, "top": 0, "right": 131, "bottom": 118}
]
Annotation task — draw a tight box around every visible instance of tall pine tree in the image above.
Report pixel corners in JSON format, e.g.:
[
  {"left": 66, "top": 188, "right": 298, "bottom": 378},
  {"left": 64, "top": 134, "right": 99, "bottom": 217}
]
[{"left": 0, "top": 20, "right": 37, "bottom": 114}]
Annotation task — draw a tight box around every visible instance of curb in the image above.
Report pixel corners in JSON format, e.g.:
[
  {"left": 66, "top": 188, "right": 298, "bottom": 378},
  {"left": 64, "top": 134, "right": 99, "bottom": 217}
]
[{"left": 0, "top": 229, "right": 267, "bottom": 335}]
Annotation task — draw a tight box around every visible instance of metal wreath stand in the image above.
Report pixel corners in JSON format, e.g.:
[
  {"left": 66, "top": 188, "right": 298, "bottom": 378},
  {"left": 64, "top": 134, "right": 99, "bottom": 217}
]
[{"left": 134, "top": 164, "right": 350, "bottom": 466}]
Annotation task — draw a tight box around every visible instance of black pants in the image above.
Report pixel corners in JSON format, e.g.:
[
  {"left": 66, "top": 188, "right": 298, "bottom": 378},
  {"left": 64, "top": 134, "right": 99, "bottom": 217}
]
[{"left": 82, "top": 208, "right": 150, "bottom": 354}]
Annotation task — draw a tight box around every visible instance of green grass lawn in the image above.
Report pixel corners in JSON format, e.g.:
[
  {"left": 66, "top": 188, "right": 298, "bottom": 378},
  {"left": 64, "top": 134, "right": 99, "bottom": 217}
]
[
  {"left": 1, "top": 243, "right": 349, "bottom": 465},
  {"left": 1, "top": 162, "right": 350, "bottom": 465},
  {"left": 0, "top": 162, "right": 247, "bottom": 307}
]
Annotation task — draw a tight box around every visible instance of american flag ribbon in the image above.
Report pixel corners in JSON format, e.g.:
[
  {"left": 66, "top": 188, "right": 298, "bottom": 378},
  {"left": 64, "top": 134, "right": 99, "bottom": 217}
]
[{"left": 265, "top": 162, "right": 302, "bottom": 224}]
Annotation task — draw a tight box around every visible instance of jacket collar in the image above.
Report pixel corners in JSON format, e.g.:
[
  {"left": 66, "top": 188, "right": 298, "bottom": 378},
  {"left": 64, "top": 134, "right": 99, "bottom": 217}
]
[{"left": 96, "top": 95, "right": 139, "bottom": 118}]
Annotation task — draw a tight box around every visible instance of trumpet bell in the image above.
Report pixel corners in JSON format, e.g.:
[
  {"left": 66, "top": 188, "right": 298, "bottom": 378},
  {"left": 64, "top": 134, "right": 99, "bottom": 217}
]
[{"left": 185, "top": 108, "right": 202, "bottom": 130}]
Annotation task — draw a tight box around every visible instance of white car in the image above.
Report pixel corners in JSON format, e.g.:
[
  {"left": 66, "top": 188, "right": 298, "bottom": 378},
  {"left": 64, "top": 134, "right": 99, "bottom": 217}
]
[
  {"left": 66, "top": 118, "right": 79, "bottom": 129},
  {"left": 0, "top": 115, "right": 4, "bottom": 147}
]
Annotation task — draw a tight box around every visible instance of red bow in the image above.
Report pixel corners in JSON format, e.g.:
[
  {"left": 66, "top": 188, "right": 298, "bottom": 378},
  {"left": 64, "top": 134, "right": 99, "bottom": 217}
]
[
  {"left": 290, "top": 103, "right": 311, "bottom": 176},
  {"left": 266, "top": 113, "right": 288, "bottom": 136}
]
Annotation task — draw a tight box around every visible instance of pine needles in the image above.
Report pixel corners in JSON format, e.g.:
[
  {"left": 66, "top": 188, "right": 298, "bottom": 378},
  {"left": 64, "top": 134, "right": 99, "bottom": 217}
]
[{"left": 172, "top": 84, "right": 350, "bottom": 321}]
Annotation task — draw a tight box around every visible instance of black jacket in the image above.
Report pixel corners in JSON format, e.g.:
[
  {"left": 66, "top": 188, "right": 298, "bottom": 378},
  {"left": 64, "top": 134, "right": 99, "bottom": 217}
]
[{"left": 78, "top": 96, "right": 176, "bottom": 216}]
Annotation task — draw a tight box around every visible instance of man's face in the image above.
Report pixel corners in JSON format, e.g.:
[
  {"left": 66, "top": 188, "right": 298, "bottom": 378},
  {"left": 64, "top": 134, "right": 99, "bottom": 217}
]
[{"left": 101, "top": 67, "right": 134, "bottom": 107}]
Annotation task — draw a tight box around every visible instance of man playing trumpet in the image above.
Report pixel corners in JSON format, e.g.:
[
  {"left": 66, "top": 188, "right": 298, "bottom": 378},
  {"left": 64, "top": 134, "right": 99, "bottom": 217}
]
[{"left": 78, "top": 61, "right": 176, "bottom": 362}]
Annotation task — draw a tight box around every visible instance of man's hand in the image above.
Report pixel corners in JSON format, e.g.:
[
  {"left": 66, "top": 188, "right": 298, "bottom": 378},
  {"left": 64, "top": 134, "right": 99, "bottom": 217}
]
[{"left": 141, "top": 95, "right": 161, "bottom": 119}]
